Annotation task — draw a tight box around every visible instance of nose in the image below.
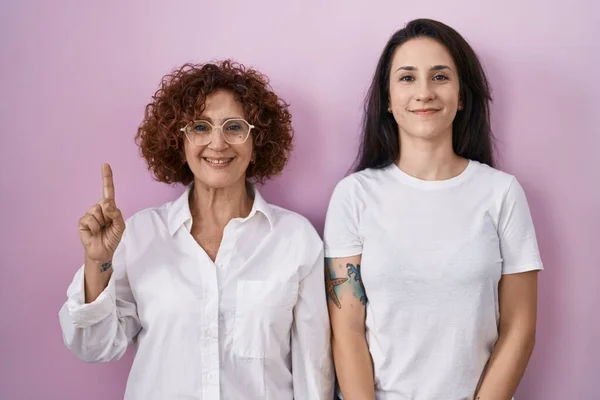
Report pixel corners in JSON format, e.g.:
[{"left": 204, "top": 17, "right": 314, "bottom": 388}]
[
  {"left": 207, "top": 127, "right": 228, "bottom": 151},
  {"left": 415, "top": 80, "right": 435, "bottom": 102}
]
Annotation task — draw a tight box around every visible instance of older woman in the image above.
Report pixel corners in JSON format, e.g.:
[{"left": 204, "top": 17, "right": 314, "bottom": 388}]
[{"left": 59, "top": 60, "right": 333, "bottom": 400}]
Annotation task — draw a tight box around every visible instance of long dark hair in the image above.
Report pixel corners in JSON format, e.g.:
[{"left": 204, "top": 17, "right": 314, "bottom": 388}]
[{"left": 354, "top": 18, "right": 495, "bottom": 172}]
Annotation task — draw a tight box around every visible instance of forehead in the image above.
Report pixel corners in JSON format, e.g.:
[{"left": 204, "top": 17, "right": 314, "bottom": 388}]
[
  {"left": 391, "top": 37, "right": 456, "bottom": 70},
  {"left": 200, "top": 89, "right": 245, "bottom": 119}
]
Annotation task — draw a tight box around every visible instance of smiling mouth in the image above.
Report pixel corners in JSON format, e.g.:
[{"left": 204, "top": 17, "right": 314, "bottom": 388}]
[
  {"left": 203, "top": 157, "right": 235, "bottom": 166},
  {"left": 410, "top": 108, "right": 440, "bottom": 115}
]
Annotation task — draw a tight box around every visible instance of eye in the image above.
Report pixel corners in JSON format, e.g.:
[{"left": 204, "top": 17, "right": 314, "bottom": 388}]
[
  {"left": 399, "top": 75, "right": 414, "bottom": 82},
  {"left": 192, "top": 122, "right": 211, "bottom": 132},
  {"left": 433, "top": 74, "right": 449, "bottom": 81},
  {"left": 225, "top": 123, "right": 242, "bottom": 131}
]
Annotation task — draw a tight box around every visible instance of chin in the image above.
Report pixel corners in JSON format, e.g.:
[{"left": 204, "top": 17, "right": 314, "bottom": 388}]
[
  {"left": 193, "top": 168, "right": 247, "bottom": 190},
  {"left": 404, "top": 124, "right": 451, "bottom": 141}
]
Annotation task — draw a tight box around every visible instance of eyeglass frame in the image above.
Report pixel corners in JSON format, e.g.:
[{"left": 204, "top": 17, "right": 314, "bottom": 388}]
[{"left": 180, "top": 118, "right": 255, "bottom": 146}]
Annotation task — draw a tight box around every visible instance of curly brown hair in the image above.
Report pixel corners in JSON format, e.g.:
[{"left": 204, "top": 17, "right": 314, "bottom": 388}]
[{"left": 135, "top": 60, "right": 294, "bottom": 185}]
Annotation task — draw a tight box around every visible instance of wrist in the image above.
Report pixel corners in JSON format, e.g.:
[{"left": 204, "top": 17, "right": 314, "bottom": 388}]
[
  {"left": 83, "top": 259, "right": 112, "bottom": 303},
  {"left": 85, "top": 256, "right": 113, "bottom": 271}
]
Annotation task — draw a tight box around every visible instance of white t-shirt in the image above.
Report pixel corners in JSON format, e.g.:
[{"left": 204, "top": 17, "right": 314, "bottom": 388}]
[{"left": 323, "top": 160, "right": 543, "bottom": 400}]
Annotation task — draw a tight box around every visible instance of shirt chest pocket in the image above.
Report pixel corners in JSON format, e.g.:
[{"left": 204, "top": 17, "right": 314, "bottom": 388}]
[{"left": 233, "top": 279, "right": 298, "bottom": 359}]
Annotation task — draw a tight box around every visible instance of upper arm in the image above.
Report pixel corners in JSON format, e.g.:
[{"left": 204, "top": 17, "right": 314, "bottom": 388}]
[
  {"left": 323, "top": 177, "right": 367, "bottom": 336},
  {"left": 326, "top": 255, "right": 367, "bottom": 335},
  {"left": 498, "top": 178, "right": 543, "bottom": 274},
  {"left": 496, "top": 178, "right": 542, "bottom": 336}
]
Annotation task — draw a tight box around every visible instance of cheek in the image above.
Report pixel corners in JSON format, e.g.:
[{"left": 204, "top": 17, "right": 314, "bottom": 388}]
[
  {"left": 183, "top": 142, "right": 203, "bottom": 163},
  {"left": 446, "top": 92, "right": 459, "bottom": 106},
  {"left": 442, "top": 85, "right": 460, "bottom": 108},
  {"left": 238, "top": 141, "right": 254, "bottom": 161},
  {"left": 389, "top": 87, "right": 410, "bottom": 109}
]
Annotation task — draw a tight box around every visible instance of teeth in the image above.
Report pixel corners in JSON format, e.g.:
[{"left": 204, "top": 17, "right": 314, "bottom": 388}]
[{"left": 205, "top": 158, "right": 232, "bottom": 164}]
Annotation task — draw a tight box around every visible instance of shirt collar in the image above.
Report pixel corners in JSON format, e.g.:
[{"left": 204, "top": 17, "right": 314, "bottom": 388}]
[{"left": 167, "top": 183, "right": 274, "bottom": 236}]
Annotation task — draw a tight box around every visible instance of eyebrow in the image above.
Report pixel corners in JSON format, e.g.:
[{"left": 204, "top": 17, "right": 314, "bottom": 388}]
[
  {"left": 396, "top": 65, "right": 451, "bottom": 72},
  {"left": 197, "top": 116, "right": 243, "bottom": 122}
]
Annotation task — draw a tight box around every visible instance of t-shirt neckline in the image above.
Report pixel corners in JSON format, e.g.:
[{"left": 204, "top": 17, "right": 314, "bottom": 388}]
[{"left": 388, "top": 159, "right": 476, "bottom": 190}]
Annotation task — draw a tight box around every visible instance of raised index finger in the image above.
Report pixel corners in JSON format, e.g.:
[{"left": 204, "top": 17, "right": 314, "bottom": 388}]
[{"left": 102, "top": 163, "right": 115, "bottom": 200}]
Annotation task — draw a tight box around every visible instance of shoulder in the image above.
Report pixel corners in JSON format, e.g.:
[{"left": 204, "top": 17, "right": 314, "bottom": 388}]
[
  {"left": 339, "top": 167, "right": 391, "bottom": 188},
  {"left": 268, "top": 204, "right": 324, "bottom": 269},
  {"left": 125, "top": 202, "right": 168, "bottom": 226},
  {"left": 122, "top": 195, "right": 181, "bottom": 235},
  {"left": 469, "top": 161, "right": 519, "bottom": 195},
  {"left": 329, "top": 167, "right": 392, "bottom": 202},
  {"left": 269, "top": 205, "right": 321, "bottom": 244},
  {"left": 468, "top": 162, "right": 533, "bottom": 224}
]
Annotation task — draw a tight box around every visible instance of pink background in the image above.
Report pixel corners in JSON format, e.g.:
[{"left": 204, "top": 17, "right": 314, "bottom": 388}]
[{"left": 1, "top": 0, "right": 598, "bottom": 399}]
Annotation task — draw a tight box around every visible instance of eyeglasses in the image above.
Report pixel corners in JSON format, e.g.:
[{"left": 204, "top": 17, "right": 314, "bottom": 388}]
[{"left": 180, "top": 118, "right": 254, "bottom": 146}]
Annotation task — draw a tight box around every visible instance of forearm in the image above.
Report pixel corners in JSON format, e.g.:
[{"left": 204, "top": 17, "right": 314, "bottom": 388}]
[
  {"left": 475, "top": 330, "right": 536, "bottom": 399},
  {"left": 84, "top": 257, "right": 112, "bottom": 303},
  {"left": 333, "top": 332, "right": 375, "bottom": 399}
]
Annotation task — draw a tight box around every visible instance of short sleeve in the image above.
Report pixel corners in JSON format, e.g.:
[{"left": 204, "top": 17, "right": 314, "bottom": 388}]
[
  {"left": 498, "top": 177, "right": 544, "bottom": 274},
  {"left": 323, "top": 176, "right": 363, "bottom": 258}
]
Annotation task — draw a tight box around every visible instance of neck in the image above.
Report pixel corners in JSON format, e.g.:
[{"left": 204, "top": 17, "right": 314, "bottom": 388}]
[
  {"left": 189, "top": 179, "right": 253, "bottom": 228},
  {"left": 397, "top": 130, "right": 468, "bottom": 181}
]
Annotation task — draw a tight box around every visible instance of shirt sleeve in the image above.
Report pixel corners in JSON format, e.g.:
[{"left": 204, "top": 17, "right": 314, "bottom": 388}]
[
  {"left": 58, "top": 235, "right": 142, "bottom": 362},
  {"left": 323, "top": 176, "right": 363, "bottom": 258},
  {"left": 291, "top": 247, "right": 335, "bottom": 400},
  {"left": 498, "top": 177, "right": 544, "bottom": 274}
]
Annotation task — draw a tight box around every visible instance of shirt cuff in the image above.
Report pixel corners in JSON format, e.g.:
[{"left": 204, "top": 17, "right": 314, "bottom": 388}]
[
  {"left": 66, "top": 266, "right": 116, "bottom": 328},
  {"left": 324, "top": 246, "right": 363, "bottom": 259},
  {"left": 502, "top": 261, "right": 544, "bottom": 275}
]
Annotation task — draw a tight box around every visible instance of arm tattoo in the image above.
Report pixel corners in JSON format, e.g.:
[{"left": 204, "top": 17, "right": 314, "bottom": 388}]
[
  {"left": 346, "top": 263, "right": 367, "bottom": 305},
  {"left": 100, "top": 261, "right": 112, "bottom": 272},
  {"left": 325, "top": 258, "right": 368, "bottom": 309},
  {"left": 326, "top": 259, "right": 347, "bottom": 309}
]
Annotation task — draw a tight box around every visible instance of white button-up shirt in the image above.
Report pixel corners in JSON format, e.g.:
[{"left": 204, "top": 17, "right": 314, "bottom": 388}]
[{"left": 59, "top": 186, "right": 334, "bottom": 400}]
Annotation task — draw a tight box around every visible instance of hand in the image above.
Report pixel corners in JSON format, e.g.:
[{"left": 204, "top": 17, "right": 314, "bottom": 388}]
[{"left": 78, "top": 163, "right": 125, "bottom": 265}]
